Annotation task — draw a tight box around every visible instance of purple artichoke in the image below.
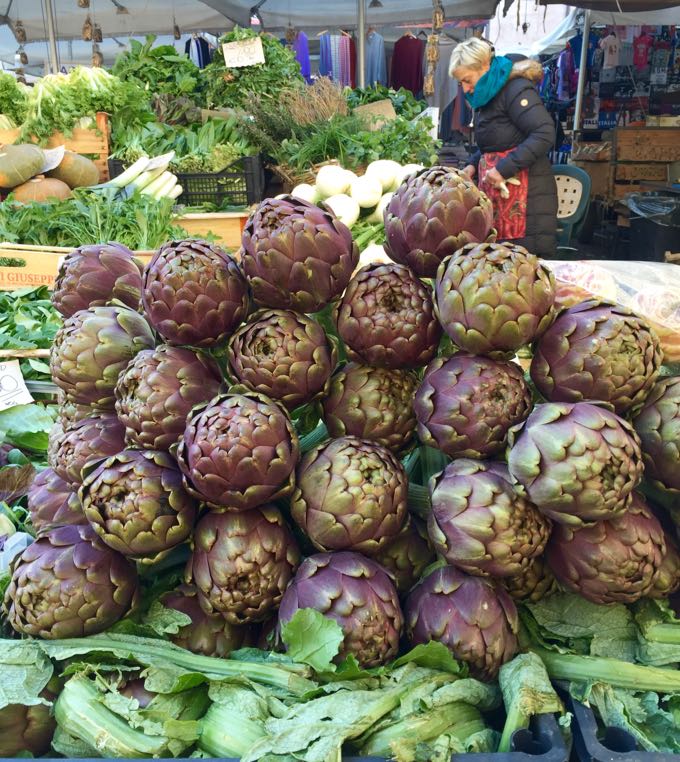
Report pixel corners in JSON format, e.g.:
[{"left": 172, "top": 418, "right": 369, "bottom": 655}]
[
  {"left": 3, "top": 523, "right": 138, "bottom": 638},
  {"left": 52, "top": 242, "right": 143, "bottom": 318},
  {"left": 428, "top": 460, "right": 551, "bottom": 578},
  {"left": 142, "top": 239, "right": 249, "bottom": 347},
  {"left": 323, "top": 363, "right": 418, "bottom": 453},
  {"left": 335, "top": 263, "right": 442, "bottom": 369},
  {"left": 80, "top": 449, "right": 198, "bottom": 562},
  {"left": 372, "top": 518, "right": 435, "bottom": 594},
  {"left": 176, "top": 391, "right": 299, "bottom": 511},
  {"left": 56, "top": 392, "right": 95, "bottom": 427},
  {"left": 503, "top": 556, "right": 560, "bottom": 603},
  {"left": 50, "top": 305, "right": 155, "bottom": 409},
  {"left": 650, "top": 536, "right": 680, "bottom": 599},
  {"left": 405, "top": 564, "right": 518, "bottom": 681},
  {"left": 48, "top": 413, "right": 126, "bottom": 486},
  {"left": 384, "top": 166, "right": 496, "bottom": 278},
  {"left": 434, "top": 242, "right": 556, "bottom": 358},
  {"left": 415, "top": 354, "right": 532, "bottom": 459},
  {"left": 531, "top": 300, "right": 663, "bottom": 416},
  {"left": 290, "top": 436, "right": 408, "bottom": 556},
  {"left": 241, "top": 196, "right": 358, "bottom": 313},
  {"left": 115, "top": 345, "right": 223, "bottom": 451},
  {"left": 161, "top": 584, "right": 258, "bottom": 657},
  {"left": 547, "top": 493, "right": 666, "bottom": 605},
  {"left": 27, "top": 468, "right": 86, "bottom": 535},
  {"left": 633, "top": 376, "right": 680, "bottom": 494},
  {"left": 278, "top": 551, "right": 403, "bottom": 668},
  {"left": 507, "top": 401, "right": 644, "bottom": 527},
  {"left": 227, "top": 309, "right": 337, "bottom": 411},
  {"left": 188, "top": 507, "right": 300, "bottom": 624}
]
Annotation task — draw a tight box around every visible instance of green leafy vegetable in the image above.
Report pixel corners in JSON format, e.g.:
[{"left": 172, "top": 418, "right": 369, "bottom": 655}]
[
  {"left": 281, "top": 609, "right": 344, "bottom": 673},
  {"left": 346, "top": 85, "right": 426, "bottom": 120},
  {"left": 0, "top": 73, "right": 28, "bottom": 125},
  {"left": 0, "top": 404, "right": 56, "bottom": 453}
]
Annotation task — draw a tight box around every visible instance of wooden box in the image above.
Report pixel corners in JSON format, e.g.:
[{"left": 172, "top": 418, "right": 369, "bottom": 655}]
[
  {"left": 573, "top": 161, "right": 613, "bottom": 198},
  {"left": 615, "top": 127, "right": 680, "bottom": 163},
  {"left": 176, "top": 212, "right": 249, "bottom": 251}
]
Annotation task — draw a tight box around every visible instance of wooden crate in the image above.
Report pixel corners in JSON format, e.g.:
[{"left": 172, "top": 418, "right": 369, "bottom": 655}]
[
  {"left": 0, "top": 112, "right": 110, "bottom": 183},
  {"left": 615, "top": 163, "right": 669, "bottom": 182},
  {"left": 615, "top": 127, "right": 680, "bottom": 163},
  {"left": 573, "top": 161, "right": 613, "bottom": 198},
  {"left": 176, "top": 212, "right": 249, "bottom": 250}
]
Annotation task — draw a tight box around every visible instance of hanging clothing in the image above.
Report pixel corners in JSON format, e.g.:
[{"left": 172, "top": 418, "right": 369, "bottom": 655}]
[
  {"left": 569, "top": 30, "right": 599, "bottom": 70},
  {"left": 599, "top": 34, "right": 620, "bottom": 69},
  {"left": 424, "top": 38, "right": 459, "bottom": 116},
  {"left": 349, "top": 36, "right": 357, "bottom": 88},
  {"left": 365, "top": 30, "right": 387, "bottom": 86},
  {"left": 319, "top": 34, "right": 333, "bottom": 77},
  {"left": 294, "top": 32, "right": 311, "bottom": 82},
  {"left": 557, "top": 48, "right": 575, "bottom": 100},
  {"left": 390, "top": 35, "right": 425, "bottom": 96},
  {"left": 185, "top": 36, "right": 211, "bottom": 69},
  {"left": 633, "top": 32, "right": 654, "bottom": 69},
  {"left": 338, "top": 35, "right": 352, "bottom": 87}
]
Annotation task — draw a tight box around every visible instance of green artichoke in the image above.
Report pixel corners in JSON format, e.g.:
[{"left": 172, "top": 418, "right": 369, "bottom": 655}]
[
  {"left": 428, "top": 460, "right": 551, "bottom": 578},
  {"left": 227, "top": 309, "right": 337, "bottom": 411},
  {"left": 384, "top": 166, "right": 496, "bottom": 278},
  {"left": 27, "top": 467, "right": 86, "bottom": 535},
  {"left": 161, "top": 584, "right": 258, "bottom": 657},
  {"left": 415, "top": 354, "right": 532, "bottom": 459},
  {"left": 241, "top": 196, "right": 358, "bottom": 313},
  {"left": 531, "top": 300, "right": 663, "bottom": 416},
  {"left": 278, "top": 551, "right": 403, "bottom": 668},
  {"left": 434, "top": 242, "right": 556, "bottom": 358},
  {"left": 48, "top": 413, "right": 126, "bottom": 486},
  {"left": 176, "top": 391, "right": 299, "bottom": 512},
  {"left": 52, "top": 242, "right": 143, "bottom": 318},
  {"left": 50, "top": 305, "right": 155, "bottom": 409},
  {"left": 115, "top": 345, "right": 223, "bottom": 451},
  {"left": 142, "top": 239, "right": 249, "bottom": 347},
  {"left": 56, "top": 391, "right": 95, "bottom": 428},
  {"left": 547, "top": 492, "right": 666, "bottom": 605},
  {"left": 372, "top": 518, "right": 435, "bottom": 594},
  {"left": 633, "top": 376, "right": 680, "bottom": 495},
  {"left": 335, "top": 263, "right": 442, "bottom": 369},
  {"left": 507, "top": 401, "right": 644, "bottom": 527},
  {"left": 405, "top": 564, "right": 518, "bottom": 681},
  {"left": 503, "top": 556, "right": 560, "bottom": 603},
  {"left": 80, "top": 449, "right": 198, "bottom": 563},
  {"left": 290, "top": 436, "right": 408, "bottom": 556},
  {"left": 322, "top": 363, "right": 418, "bottom": 452},
  {"left": 4, "top": 523, "right": 138, "bottom": 638},
  {"left": 188, "top": 506, "right": 300, "bottom": 624}
]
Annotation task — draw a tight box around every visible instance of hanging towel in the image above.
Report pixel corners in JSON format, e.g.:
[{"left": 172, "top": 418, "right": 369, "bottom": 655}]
[{"left": 365, "top": 31, "right": 387, "bottom": 86}]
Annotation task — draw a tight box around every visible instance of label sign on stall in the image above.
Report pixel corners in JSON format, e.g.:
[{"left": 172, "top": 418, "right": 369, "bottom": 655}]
[
  {"left": 0, "top": 361, "right": 34, "bottom": 410},
  {"left": 222, "top": 37, "right": 265, "bottom": 68}
]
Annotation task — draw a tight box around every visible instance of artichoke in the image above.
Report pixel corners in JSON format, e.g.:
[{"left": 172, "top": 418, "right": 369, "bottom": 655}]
[
  {"left": 384, "top": 166, "right": 496, "bottom": 278},
  {"left": 335, "top": 263, "right": 442, "bottom": 369},
  {"left": 650, "top": 536, "right": 680, "bottom": 599},
  {"left": 227, "top": 309, "right": 337, "bottom": 411},
  {"left": 80, "top": 449, "right": 198, "bottom": 562},
  {"left": 415, "top": 354, "right": 532, "bottom": 459},
  {"left": 372, "top": 518, "right": 435, "bottom": 594},
  {"left": 503, "top": 556, "right": 560, "bottom": 603},
  {"left": 115, "top": 345, "right": 223, "bottom": 451},
  {"left": 278, "top": 551, "right": 403, "bottom": 668},
  {"left": 161, "top": 584, "right": 258, "bottom": 657},
  {"left": 241, "top": 196, "right": 358, "bottom": 313},
  {"left": 177, "top": 391, "right": 299, "bottom": 511},
  {"left": 507, "top": 401, "right": 644, "bottom": 527},
  {"left": 141, "top": 239, "right": 249, "bottom": 347},
  {"left": 405, "top": 564, "right": 518, "bottom": 681},
  {"left": 290, "top": 436, "right": 408, "bottom": 556},
  {"left": 531, "top": 300, "right": 663, "bottom": 416},
  {"left": 0, "top": 702, "right": 56, "bottom": 757},
  {"left": 4, "top": 523, "right": 138, "bottom": 638},
  {"left": 188, "top": 506, "right": 300, "bottom": 625},
  {"left": 547, "top": 492, "right": 666, "bottom": 605},
  {"left": 323, "top": 363, "right": 418, "bottom": 453},
  {"left": 50, "top": 305, "right": 155, "bottom": 409},
  {"left": 428, "top": 460, "right": 551, "bottom": 578},
  {"left": 52, "top": 242, "right": 143, "bottom": 318},
  {"left": 633, "top": 376, "right": 680, "bottom": 494},
  {"left": 56, "top": 391, "right": 95, "bottom": 427},
  {"left": 434, "top": 242, "right": 556, "bottom": 358},
  {"left": 27, "top": 468, "right": 85, "bottom": 535},
  {"left": 48, "top": 413, "right": 126, "bottom": 486}
]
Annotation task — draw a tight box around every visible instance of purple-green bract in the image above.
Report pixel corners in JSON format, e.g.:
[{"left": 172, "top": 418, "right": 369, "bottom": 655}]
[
  {"left": 502, "top": 556, "right": 560, "bottom": 603},
  {"left": 372, "top": 518, "right": 435, "bottom": 594},
  {"left": 27, "top": 467, "right": 85, "bottom": 535}
]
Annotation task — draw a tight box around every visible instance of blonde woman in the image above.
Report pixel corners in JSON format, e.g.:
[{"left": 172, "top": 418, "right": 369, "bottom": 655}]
[{"left": 450, "top": 38, "right": 558, "bottom": 257}]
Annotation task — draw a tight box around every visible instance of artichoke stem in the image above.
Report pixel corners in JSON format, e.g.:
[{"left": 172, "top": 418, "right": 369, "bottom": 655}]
[
  {"left": 498, "top": 702, "right": 530, "bottom": 753},
  {"left": 300, "top": 423, "right": 329, "bottom": 454},
  {"left": 408, "top": 482, "right": 431, "bottom": 520},
  {"left": 643, "top": 623, "right": 680, "bottom": 645}
]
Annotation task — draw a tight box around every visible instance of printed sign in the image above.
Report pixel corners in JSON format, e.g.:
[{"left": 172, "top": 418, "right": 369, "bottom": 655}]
[
  {"left": 222, "top": 37, "right": 265, "bottom": 68},
  {"left": 0, "top": 360, "right": 33, "bottom": 410}
]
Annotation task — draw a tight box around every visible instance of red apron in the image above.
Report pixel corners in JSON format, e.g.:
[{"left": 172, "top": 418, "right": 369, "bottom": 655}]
[{"left": 478, "top": 149, "right": 529, "bottom": 241}]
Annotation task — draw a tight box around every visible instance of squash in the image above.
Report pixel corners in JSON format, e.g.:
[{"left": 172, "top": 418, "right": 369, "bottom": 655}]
[
  {"left": 0, "top": 144, "right": 45, "bottom": 189},
  {"left": 48, "top": 151, "right": 100, "bottom": 188},
  {"left": 12, "top": 176, "right": 72, "bottom": 203}
]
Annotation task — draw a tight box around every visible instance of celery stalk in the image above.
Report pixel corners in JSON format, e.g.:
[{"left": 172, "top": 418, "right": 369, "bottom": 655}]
[
  {"left": 107, "top": 157, "right": 151, "bottom": 189},
  {"left": 199, "top": 705, "right": 267, "bottom": 757},
  {"left": 167, "top": 184, "right": 183, "bottom": 200},
  {"left": 140, "top": 171, "right": 174, "bottom": 197},
  {"left": 130, "top": 166, "right": 167, "bottom": 193}
]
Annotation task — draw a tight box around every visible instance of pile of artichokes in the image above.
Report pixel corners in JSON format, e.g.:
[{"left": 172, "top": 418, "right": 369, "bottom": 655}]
[{"left": 4, "top": 168, "right": 680, "bottom": 690}]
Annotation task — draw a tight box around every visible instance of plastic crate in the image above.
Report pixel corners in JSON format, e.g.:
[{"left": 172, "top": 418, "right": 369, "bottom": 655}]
[{"left": 108, "top": 155, "right": 265, "bottom": 208}]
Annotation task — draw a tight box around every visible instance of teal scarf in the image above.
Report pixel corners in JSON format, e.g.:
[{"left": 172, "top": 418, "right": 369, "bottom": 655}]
[{"left": 464, "top": 55, "right": 513, "bottom": 109}]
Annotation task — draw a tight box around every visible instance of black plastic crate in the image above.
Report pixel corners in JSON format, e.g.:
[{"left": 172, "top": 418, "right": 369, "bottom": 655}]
[{"left": 107, "top": 156, "right": 265, "bottom": 208}]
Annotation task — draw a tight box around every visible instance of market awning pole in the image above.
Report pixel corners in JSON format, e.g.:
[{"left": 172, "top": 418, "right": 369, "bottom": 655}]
[
  {"left": 44, "top": 0, "right": 60, "bottom": 74},
  {"left": 572, "top": 9, "right": 591, "bottom": 135},
  {"left": 358, "top": 0, "right": 366, "bottom": 87}
]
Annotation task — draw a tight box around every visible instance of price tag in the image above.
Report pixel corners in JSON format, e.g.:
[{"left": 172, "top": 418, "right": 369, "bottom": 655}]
[
  {"left": 0, "top": 361, "right": 34, "bottom": 410},
  {"left": 222, "top": 37, "right": 266, "bottom": 68},
  {"left": 650, "top": 66, "right": 668, "bottom": 86}
]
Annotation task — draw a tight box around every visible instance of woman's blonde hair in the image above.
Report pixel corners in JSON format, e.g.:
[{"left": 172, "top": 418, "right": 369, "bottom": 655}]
[{"left": 449, "top": 38, "right": 494, "bottom": 76}]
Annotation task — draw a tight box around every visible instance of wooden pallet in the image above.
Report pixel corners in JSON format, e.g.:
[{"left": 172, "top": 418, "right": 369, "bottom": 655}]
[{"left": 615, "top": 127, "right": 680, "bottom": 163}]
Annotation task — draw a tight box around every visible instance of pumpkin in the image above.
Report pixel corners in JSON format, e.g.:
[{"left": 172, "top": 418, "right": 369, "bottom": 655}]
[
  {"left": 48, "top": 151, "right": 100, "bottom": 188},
  {"left": 13, "top": 176, "right": 72, "bottom": 203},
  {"left": 0, "top": 144, "right": 45, "bottom": 189}
]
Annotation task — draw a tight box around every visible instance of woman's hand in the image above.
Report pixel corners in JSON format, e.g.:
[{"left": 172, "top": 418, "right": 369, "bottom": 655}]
[
  {"left": 483, "top": 167, "right": 505, "bottom": 189},
  {"left": 462, "top": 164, "right": 476, "bottom": 179}
]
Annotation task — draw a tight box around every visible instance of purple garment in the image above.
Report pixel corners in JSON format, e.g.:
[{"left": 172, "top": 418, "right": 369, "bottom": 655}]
[
  {"left": 294, "top": 31, "right": 311, "bottom": 82},
  {"left": 557, "top": 48, "right": 574, "bottom": 100},
  {"left": 319, "top": 34, "right": 332, "bottom": 77},
  {"left": 339, "top": 35, "right": 352, "bottom": 87}
]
